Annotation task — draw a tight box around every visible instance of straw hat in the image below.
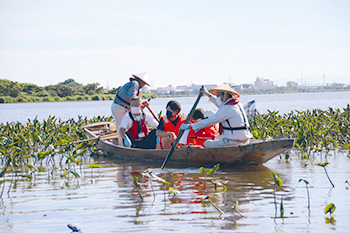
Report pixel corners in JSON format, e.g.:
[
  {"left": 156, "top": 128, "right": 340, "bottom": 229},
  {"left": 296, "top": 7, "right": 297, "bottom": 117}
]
[
  {"left": 132, "top": 72, "right": 150, "bottom": 86},
  {"left": 209, "top": 84, "right": 240, "bottom": 98}
]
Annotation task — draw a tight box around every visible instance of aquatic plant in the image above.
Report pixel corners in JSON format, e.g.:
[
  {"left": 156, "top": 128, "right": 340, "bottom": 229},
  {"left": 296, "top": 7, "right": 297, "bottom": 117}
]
[
  {"left": 317, "top": 162, "right": 335, "bottom": 188},
  {"left": 249, "top": 105, "right": 350, "bottom": 157},
  {"left": 272, "top": 171, "right": 283, "bottom": 221},
  {"left": 324, "top": 203, "right": 336, "bottom": 224},
  {"left": 203, "top": 195, "right": 224, "bottom": 215},
  {"left": 231, "top": 200, "right": 244, "bottom": 217},
  {"left": 299, "top": 178, "right": 311, "bottom": 223},
  {"left": 199, "top": 163, "right": 220, "bottom": 192},
  {"left": 132, "top": 176, "right": 143, "bottom": 201},
  {"left": 0, "top": 115, "right": 109, "bottom": 196}
]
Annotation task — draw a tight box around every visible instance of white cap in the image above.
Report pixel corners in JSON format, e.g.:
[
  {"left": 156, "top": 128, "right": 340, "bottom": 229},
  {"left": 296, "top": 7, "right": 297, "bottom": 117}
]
[{"left": 132, "top": 72, "right": 150, "bottom": 86}]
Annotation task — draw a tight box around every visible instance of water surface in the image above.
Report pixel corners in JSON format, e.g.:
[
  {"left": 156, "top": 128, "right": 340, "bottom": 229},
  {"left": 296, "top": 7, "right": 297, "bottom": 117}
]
[
  {"left": 1, "top": 91, "right": 350, "bottom": 123},
  {"left": 1, "top": 152, "right": 349, "bottom": 232}
]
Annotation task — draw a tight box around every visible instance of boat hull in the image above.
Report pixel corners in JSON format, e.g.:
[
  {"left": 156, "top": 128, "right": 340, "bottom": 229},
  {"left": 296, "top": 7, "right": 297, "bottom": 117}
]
[{"left": 83, "top": 122, "right": 294, "bottom": 167}]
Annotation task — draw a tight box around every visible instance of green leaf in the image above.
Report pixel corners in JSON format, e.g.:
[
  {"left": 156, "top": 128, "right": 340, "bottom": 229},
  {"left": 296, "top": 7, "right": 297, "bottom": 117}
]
[
  {"left": 20, "top": 174, "right": 33, "bottom": 179},
  {"left": 317, "top": 162, "right": 330, "bottom": 167},
  {"left": 275, "top": 177, "right": 283, "bottom": 187},
  {"left": 211, "top": 180, "right": 227, "bottom": 192},
  {"left": 132, "top": 176, "right": 141, "bottom": 188},
  {"left": 70, "top": 171, "right": 80, "bottom": 178},
  {"left": 88, "top": 163, "right": 102, "bottom": 168},
  {"left": 325, "top": 203, "right": 336, "bottom": 215},
  {"left": 199, "top": 167, "right": 205, "bottom": 175},
  {"left": 25, "top": 164, "right": 36, "bottom": 171},
  {"left": 272, "top": 171, "right": 282, "bottom": 186},
  {"left": 76, "top": 142, "right": 84, "bottom": 150}
]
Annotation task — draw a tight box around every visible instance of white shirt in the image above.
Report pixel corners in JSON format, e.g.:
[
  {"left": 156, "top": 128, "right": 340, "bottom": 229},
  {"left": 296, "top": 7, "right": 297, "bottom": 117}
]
[
  {"left": 191, "top": 96, "right": 252, "bottom": 140},
  {"left": 119, "top": 111, "right": 159, "bottom": 131}
]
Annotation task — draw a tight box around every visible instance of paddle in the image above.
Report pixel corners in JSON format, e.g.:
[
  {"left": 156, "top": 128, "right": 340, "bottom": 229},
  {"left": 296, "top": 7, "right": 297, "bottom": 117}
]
[
  {"left": 145, "top": 106, "right": 159, "bottom": 122},
  {"left": 160, "top": 86, "right": 204, "bottom": 169},
  {"left": 69, "top": 132, "right": 118, "bottom": 144},
  {"left": 143, "top": 99, "right": 159, "bottom": 122}
]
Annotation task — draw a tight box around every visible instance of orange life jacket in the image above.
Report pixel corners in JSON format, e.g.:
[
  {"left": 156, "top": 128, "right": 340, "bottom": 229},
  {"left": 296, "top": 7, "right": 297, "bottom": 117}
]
[
  {"left": 187, "top": 119, "right": 216, "bottom": 147},
  {"left": 160, "top": 114, "right": 186, "bottom": 136}
]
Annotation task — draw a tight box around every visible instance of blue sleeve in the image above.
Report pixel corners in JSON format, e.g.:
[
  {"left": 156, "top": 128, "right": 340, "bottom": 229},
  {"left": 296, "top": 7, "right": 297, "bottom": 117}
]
[{"left": 127, "top": 81, "right": 139, "bottom": 97}]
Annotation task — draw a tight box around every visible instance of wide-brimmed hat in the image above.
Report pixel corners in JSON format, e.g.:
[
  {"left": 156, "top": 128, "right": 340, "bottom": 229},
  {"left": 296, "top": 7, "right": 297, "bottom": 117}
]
[
  {"left": 132, "top": 72, "right": 150, "bottom": 86},
  {"left": 209, "top": 84, "right": 240, "bottom": 98}
]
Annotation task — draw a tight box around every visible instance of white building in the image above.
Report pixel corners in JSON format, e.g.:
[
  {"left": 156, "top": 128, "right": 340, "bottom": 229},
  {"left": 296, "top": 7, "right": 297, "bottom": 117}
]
[{"left": 254, "top": 77, "right": 277, "bottom": 90}]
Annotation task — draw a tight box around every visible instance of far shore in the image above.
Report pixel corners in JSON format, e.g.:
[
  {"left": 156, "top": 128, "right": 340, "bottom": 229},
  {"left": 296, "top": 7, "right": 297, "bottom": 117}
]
[{"left": 2, "top": 88, "right": 350, "bottom": 104}]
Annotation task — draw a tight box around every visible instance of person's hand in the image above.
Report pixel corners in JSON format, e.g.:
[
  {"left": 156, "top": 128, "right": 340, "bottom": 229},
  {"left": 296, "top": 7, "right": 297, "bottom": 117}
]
[
  {"left": 200, "top": 86, "right": 210, "bottom": 96},
  {"left": 180, "top": 123, "right": 190, "bottom": 130},
  {"left": 123, "top": 136, "right": 132, "bottom": 147},
  {"left": 142, "top": 101, "right": 149, "bottom": 108},
  {"left": 169, "top": 132, "right": 176, "bottom": 142}
]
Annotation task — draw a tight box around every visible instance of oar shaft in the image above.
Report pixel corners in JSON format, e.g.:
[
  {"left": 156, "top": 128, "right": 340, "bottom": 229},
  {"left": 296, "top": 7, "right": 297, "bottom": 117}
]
[
  {"left": 161, "top": 88, "right": 203, "bottom": 169},
  {"left": 146, "top": 106, "right": 159, "bottom": 122},
  {"left": 73, "top": 132, "right": 118, "bottom": 144}
]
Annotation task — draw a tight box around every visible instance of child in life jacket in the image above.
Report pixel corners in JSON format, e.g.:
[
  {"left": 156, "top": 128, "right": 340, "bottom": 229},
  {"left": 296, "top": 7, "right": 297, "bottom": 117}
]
[{"left": 179, "top": 108, "right": 218, "bottom": 148}]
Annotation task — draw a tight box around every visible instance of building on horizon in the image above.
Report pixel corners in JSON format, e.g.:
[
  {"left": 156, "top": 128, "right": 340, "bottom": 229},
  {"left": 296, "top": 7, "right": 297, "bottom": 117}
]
[{"left": 254, "top": 77, "right": 277, "bottom": 90}]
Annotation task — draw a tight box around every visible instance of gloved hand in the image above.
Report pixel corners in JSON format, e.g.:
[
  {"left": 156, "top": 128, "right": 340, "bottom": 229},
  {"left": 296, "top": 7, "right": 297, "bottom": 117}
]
[
  {"left": 200, "top": 86, "right": 210, "bottom": 96},
  {"left": 123, "top": 136, "right": 132, "bottom": 147},
  {"left": 180, "top": 123, "right": 190, "bottom": 130}
]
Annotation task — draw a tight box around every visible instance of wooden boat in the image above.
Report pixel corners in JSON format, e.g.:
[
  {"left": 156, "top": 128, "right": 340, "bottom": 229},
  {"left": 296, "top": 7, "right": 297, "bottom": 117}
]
[{"left": 83, "top": 121, "right": 294, "bottom": 167}]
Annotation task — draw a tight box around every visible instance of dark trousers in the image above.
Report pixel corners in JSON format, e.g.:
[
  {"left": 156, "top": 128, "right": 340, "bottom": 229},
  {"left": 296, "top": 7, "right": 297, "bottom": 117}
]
[{"left": 126, "top": 129, "right": 157, "bottom": 149}]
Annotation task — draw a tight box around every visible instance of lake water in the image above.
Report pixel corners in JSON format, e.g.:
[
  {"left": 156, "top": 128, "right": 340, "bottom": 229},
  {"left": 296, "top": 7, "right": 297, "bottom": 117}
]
[
  {"left": 1, "top": 91, "right": 350, "bottom": 232},
  {"left": 1, "top": 91, "right": 350, "bottom": 124}
]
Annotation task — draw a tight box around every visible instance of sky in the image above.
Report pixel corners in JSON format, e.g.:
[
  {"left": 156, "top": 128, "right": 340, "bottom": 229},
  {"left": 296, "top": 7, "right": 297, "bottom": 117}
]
[{"left": 1, "top": 0, "right": 349, "bottom": 89}]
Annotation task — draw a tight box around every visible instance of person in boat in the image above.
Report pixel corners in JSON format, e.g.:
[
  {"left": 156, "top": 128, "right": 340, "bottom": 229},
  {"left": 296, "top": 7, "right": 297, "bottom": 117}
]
[
  {"left": 179, "top": 108, "right": 217, "bottom": 148},
  {"left": 111, "top": 72, "right": 150, "bottom": 145},
  {"left": 180, "top": 84, "right": 252, "bottom": 148},
  {"left": 156, "top": 100, "right": 186, "bottom": 149},
  {"left": 118, "top": 96, "right": 159, "bottom": 149}
]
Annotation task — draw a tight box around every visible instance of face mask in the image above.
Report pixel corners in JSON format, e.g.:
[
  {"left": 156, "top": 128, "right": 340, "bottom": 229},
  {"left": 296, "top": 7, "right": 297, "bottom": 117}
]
[
  {"left": 131, "top": 107, "right": 141, "bottom": 115},
  {"left": 216, "top": 97, "right": 223, "bottom": 106},
  {"left": 166, "top": 110, "right": 173, "bottom": 119}
]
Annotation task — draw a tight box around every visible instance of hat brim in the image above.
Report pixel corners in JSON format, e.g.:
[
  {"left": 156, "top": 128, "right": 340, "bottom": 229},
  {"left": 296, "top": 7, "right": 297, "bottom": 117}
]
[
  {"left": 209, "top": 87, "right": 240, "bottom": 98},
  {"left": 133, "top": 75, "right": 150, "bottom": 86}
]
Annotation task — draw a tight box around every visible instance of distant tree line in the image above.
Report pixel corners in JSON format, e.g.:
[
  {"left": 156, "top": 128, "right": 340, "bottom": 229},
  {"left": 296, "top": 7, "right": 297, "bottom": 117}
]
[
  {"left": 0, "top": 79, "right": 155, "bottom": 103},
  {"left": 1, "top": 78, "right": 349, "bottom": 104}
]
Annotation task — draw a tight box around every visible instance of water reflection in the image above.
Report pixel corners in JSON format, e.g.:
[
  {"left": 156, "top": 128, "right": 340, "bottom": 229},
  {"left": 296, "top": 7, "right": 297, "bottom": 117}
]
[{"left": 1, "top": 152, "right": 350, "bottom": 232}]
